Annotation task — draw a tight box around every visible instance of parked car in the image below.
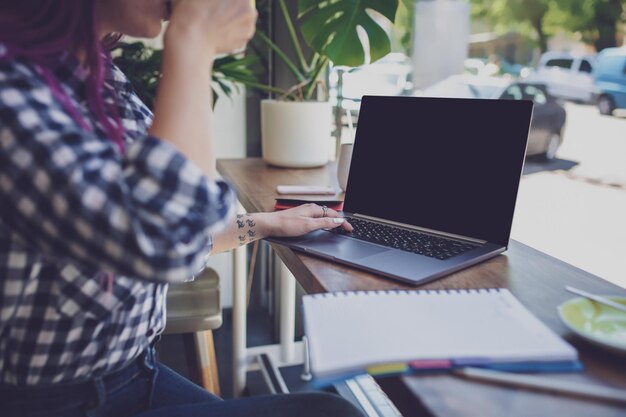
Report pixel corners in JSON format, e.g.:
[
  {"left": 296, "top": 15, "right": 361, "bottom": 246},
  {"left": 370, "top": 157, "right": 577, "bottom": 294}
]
[
  {"left": 329, "top": 53, "right": 412, "bottom": 131},
  {"left": 464, "top": 56, "right": 531, "bottom": 78},
  {"left": 329, "top": 52, "right": 412, "bottom": 113},
  {"left": 463, "top": 58, "right": 486, "bottom": 75},
  {"left": 593, "top": 47, "right": 626, "bottom": 115},
  {"left": 417, "top": 75, "right": 567, "bottom": 160},
  {"left": 524, "top": 51, "right": 596, "bottom": 103}
]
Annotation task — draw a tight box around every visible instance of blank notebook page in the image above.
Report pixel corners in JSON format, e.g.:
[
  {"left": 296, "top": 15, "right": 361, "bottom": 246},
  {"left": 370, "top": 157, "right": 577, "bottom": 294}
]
[{"left": 303, "top": 289, "right": 577, "bottom": 376}]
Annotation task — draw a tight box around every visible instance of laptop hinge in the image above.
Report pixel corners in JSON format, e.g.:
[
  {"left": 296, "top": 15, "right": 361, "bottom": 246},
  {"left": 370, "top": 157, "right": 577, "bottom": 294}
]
[{"left": 346, "top": 212, "right": 487, "bottom": 245}]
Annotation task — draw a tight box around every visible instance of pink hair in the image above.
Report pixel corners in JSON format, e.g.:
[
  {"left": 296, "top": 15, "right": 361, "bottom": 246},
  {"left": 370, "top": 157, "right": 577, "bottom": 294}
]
[{"left": 0, "top": 0, "right": 125, "bottom": 152}]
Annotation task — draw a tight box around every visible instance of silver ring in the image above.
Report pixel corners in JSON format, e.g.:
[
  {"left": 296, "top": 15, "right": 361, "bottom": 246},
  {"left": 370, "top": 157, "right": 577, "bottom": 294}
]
[{"left": 321, "top": 205, "right": 328, "bottom": 217}]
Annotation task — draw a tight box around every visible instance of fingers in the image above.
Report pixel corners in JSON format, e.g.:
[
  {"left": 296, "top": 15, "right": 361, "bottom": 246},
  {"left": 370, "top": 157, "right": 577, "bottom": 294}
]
[
  {"left": 299, "top": 204, "right": 353, "bottom": 232},
  {"left": 226, "top": 0, "right": 258, "bottom": 52},
  {"left": 298, "top": 203, "right": 340, "bottom": 219},
  {"left": 319, "top": 206, "right": 353, "bottom": 231},
  {"left": 291, "top": 203, "right": 324, "bottom": 218},
  {"left": 278, "top": 203, "right": 353, "bottom": 234},
  {"left": 305, "top": 216, "right": 344, "bottom": 231},
  {"left": 311, "top": 216, "right": 353, "bottom": 232},
  {"left": 167, "top": 0, "right": 257, "bottom": 55}
]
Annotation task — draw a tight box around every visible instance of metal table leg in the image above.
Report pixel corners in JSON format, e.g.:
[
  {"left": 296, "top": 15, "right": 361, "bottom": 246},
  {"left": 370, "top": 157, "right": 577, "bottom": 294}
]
[
  {"left": 279, "top": 259, "right": 296, "bottom": 363},
  {"left": 232, "top": 204, "right": 248, "bottom": 397}
]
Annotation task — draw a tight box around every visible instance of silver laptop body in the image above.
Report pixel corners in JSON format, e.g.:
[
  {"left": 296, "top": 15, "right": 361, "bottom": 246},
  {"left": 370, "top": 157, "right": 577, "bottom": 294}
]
[{"left": 269, "top": 95, "right": 533, "bottom": 285}]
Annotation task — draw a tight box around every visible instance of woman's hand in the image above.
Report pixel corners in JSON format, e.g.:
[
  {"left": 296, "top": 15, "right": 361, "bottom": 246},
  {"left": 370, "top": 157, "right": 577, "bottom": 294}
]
[
  {"left": 257, "top": 204, "right": 353, "bottom": 237},
  {"left": 166, "top": 0, "right": 257, "bottom": 57},
  {"left": 151, "top": 0, "right": 256, "bottom": 179},
  {"left": 209, "top": 204, "right": 353, "bottom": 254}
]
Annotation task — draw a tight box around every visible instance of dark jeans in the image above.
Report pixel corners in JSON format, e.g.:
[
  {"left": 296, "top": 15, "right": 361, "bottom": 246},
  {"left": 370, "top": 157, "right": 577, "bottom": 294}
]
[{"left": 1, "top": 348, "right": 364, "bottom": 417}]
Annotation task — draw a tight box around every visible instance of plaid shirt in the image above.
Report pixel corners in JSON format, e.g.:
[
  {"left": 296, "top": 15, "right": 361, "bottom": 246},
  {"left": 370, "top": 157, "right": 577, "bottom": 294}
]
[{"left": 0, "top": 53, "right": 235, "bottom": 385}]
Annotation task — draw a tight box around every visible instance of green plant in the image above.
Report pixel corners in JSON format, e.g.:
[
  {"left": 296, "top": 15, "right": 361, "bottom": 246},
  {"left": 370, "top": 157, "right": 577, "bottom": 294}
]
[
  {"left": 112, "top": 41, "right": 264, "bottom": 110},
  {"left": 114, "top": 0, "right": 402, "bottom": 106},
  {"left": 251, "top": 0, "right": 401, "bottom": 101}
]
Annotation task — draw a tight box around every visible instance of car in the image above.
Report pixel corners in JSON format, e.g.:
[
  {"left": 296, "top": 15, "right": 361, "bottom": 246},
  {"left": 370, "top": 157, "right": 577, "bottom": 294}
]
[
  {"left": 593, "top": 47, "right": 626, "bottom": 116},
  {"left": 464, "top": 58, "right": 486, "bottom": 75},
  {"left": 329, "top": 53, "right": 412, "bottom": 113},
  {"left": 417, "top": 75, "right": 567, "bottom": 160},
  {"left": 464, "top": 57, "right": 531, "bottom": 78},
  {"left": 524, "top": 51, "right": 596, "bottom": 103},
  {"left": 329, "top": 53, "right": 412, "bottom": 132}
]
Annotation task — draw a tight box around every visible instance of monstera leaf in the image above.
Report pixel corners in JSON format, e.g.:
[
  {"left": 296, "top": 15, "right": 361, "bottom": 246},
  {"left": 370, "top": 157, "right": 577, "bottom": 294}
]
[{"left": 298, "top": 0, "right": 399, "bottom": 67}]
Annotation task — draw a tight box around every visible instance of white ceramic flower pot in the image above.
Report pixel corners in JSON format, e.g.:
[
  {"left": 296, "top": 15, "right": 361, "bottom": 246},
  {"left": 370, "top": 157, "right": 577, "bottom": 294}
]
[{"left": 261, "top": 100, "right": 331, "bottom": 168}]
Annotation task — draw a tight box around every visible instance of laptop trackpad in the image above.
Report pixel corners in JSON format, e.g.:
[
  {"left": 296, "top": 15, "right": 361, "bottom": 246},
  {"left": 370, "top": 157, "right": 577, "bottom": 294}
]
[{"left": 304, "top": 234, "right": 389, "bottom": 261}]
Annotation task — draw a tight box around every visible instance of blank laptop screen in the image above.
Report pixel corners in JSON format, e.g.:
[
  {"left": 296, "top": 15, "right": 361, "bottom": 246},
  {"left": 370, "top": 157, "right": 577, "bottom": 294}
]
[{"left": 343, "top": 95, "right": 532, "bottom": 247}]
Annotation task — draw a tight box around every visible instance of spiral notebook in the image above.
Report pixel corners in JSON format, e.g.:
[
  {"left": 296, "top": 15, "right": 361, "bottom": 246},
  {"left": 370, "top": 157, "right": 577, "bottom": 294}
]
[{"left": 303, "top": 289, "right": 580, "bottom": 381}]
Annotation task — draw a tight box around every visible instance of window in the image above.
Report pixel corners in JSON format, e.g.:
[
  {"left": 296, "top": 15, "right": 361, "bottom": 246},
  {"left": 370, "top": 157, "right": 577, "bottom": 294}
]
[
  {"left": 545, "top": 58, "right": 573, "bottom": 69},
  {"left": 579, "top": 59, "right": 593, "bottom": 73}
]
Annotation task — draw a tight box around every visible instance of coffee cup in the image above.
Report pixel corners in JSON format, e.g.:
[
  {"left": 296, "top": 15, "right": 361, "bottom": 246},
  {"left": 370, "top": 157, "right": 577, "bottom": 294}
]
[{"left": 336, "top": 143, "right": 353, "bottom": 192}]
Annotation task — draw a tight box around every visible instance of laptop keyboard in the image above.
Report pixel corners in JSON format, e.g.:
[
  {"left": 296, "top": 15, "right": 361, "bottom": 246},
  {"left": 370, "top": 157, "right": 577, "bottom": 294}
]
[{"left": 330, "top": 216, "right": 479, "bottom": 260}]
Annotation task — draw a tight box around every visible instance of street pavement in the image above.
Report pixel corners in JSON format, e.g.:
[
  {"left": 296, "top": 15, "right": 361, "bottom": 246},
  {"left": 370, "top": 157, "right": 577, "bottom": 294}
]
[{"left": 511, "top": 102, "right": 626, "bottom": 289}]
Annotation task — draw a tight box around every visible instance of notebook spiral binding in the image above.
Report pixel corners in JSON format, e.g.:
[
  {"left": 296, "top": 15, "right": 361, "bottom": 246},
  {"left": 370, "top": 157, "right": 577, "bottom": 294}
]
[{"left": 310, "top": 288, "right": 503, "bottom": 299}]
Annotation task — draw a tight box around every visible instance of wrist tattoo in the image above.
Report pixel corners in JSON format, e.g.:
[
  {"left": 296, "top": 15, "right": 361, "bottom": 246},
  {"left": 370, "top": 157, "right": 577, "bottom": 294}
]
[
  {"left": 235, "top": 213, "right": 258, "bottom": 246},
  {"left": 236, "top": 214, "right": 245, "bottom": 229}
]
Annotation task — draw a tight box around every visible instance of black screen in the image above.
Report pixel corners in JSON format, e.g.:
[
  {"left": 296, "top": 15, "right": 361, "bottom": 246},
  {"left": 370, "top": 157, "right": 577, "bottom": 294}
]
[{"left": 344, "top": 96, "right": 532, "bottom": 247}]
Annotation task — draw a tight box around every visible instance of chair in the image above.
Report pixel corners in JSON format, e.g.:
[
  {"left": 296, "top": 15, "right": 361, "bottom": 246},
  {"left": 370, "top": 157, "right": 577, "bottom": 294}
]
[{"left": 164, "top": 267, "right": 222, "bottom": 395}]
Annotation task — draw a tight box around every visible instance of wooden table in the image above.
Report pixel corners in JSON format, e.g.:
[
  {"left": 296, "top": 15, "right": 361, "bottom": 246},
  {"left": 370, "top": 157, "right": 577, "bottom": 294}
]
[{"left": 218, "top": 158, "right": 626, "bottom": 416}]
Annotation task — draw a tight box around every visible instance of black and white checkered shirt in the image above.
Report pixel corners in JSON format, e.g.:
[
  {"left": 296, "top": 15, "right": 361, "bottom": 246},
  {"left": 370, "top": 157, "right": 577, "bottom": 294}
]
[{"left": 0, "top": 53, "right": 235, "bottom": 385}]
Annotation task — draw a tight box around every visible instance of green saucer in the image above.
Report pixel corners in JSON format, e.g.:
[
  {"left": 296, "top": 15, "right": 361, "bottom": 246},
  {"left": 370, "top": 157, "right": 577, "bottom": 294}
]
[{"left": 558, "top": 296, "right": 626, "bottom": 355}]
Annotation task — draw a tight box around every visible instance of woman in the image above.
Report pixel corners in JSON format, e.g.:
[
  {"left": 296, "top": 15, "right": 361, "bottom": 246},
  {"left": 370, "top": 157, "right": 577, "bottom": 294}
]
[{"left": 0, "top": 1, "right": 359, "bottom": 416}]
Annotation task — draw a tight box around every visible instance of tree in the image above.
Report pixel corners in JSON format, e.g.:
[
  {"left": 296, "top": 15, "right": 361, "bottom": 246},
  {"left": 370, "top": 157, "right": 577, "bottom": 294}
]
[
  {"left": 394, "top": 0, "right": 625, "bottom": 57},
  {"left": 550, "top": 0, "right": 625, "bottom": 51},
  {"left": 471, "top": 0, "right": 552, "bottom": 52}
]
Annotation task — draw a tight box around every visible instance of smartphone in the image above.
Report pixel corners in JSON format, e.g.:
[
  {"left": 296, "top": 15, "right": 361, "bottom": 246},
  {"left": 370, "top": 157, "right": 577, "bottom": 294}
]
[{"left": 276, "top": 185, "right": 336, "bottom": 195}]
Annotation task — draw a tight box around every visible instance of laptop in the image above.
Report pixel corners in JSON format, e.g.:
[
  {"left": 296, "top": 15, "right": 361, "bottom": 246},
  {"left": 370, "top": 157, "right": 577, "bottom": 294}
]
[{"left": 269, "top": 95, "right": 533, "bottom": 285}]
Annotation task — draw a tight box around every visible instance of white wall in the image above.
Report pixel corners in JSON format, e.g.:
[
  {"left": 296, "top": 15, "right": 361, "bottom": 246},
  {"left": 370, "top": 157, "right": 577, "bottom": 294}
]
[{"left": 213, "top": 88, "right": 247, "bottom": 159}]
